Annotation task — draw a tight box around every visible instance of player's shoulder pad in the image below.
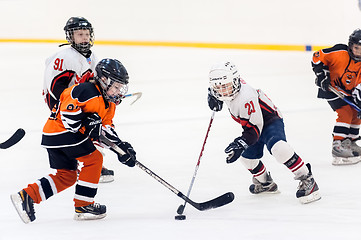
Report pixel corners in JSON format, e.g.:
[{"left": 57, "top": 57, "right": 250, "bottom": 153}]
[
  {"left": 59, "top": 47, "right": 83, "bottom": 58},
  {"left": 71, "top": 82, "right": 101, "bottom": 103},
  {"left": 45, "top": 47, "right": 80, "bottom": 66},
  {"left": 322, "top": 44, "right": 348, "bottom": 53},
  {"left": 239, "top": 83, "right": 258, "bottom": 101}
]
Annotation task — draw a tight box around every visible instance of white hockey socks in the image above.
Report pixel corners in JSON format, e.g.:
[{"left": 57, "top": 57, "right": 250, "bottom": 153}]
[{"left": 271, "top": 140, "right": 308, "bottom": 179}]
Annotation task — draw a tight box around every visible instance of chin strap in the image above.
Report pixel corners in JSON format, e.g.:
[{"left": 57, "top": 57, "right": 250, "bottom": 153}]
[{"left": 58, "top": 43, "right": 70, "bottom": 47}]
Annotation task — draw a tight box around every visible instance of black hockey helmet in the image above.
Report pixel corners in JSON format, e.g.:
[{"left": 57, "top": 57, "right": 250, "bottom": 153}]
[
  {"left": 95, "top": 58, "right": 129, "bottom": 105},
  {"left": 64, "top": 17, "right": 94, "bottom": 54},
  {"left": 348, "top": 29, "right": 361, "bottom": 61}
]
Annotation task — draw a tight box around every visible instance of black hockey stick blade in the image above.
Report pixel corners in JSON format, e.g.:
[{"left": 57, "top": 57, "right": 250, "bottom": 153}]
[
  {"left": 0, "top": 128, "right": 25, "bottom": 149},
  {"left": 178, "top": 191, "right": 235, "bottom": 211},
  {"left": 100, "top": 134, "right": 235, "bottom": 212}
]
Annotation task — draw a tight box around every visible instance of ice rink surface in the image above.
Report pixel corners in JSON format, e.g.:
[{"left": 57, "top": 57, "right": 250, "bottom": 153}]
[{"left": 1, "top": 43, "right": 361, "bottom": 240}]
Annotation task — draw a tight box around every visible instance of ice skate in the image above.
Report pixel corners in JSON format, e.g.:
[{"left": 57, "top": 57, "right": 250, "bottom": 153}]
[
  {"left": 332, "top": 139, "right": 361, "bottom": 165},
  {"left": 351, "top": 137, "right": 361, "bottom": 155},
  {"left": 10, "top": 190, "right": 36, "bottom": 224},
  {"left": 99, "top": 167, "right": 114, "bottom": 183},
  {"left": 249, "top": 172, "right": 279, "bottom": 194},
  {"left": 74, "top": 202, "right": 106, "bottom": 220},
  {"left": 295, "top": 163, "right": 321, "bottom": 204}
]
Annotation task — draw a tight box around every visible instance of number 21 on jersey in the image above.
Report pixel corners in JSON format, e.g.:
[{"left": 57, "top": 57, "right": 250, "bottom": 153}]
[{"left": 245, "top": 101, "right": 256, "bottom": 115}]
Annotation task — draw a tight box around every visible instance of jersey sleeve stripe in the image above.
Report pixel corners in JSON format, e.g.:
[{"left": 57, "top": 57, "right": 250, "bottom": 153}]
[{"left": 60, "top": 109, "right": 85, "bottom": 132}]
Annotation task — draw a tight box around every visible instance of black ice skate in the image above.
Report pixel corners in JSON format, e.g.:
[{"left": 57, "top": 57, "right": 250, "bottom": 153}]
[
  {"left": 295, "top": 163, "right": 321, "bottom": 204},
  {"left": 10, "top": 190, "right": 36, "bottom": 224},
  {"left": 74, "top": 202, "right": 107, "bottom": 220},
  {"left": 332, "top": 139, "right": 361, "bottom": 165},
  {"left": 99, "top": 167, "right": 114, "bottom": 183},
  {"left": 249, "top": 172, "right": 279, "bottom": 194}
]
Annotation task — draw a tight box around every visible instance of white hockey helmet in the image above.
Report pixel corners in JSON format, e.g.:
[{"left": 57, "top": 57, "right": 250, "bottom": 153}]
[{"left": 209, "top": 61, "right": 241, "bottom": 101}]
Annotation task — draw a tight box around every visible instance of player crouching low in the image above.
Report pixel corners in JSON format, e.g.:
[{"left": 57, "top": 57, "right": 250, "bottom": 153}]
[
  {"left": 10, "top": 59, "right": 136, "bottom": 223},
  {"left": 207, "top": 61, "right": 321, "bottom": 204}
]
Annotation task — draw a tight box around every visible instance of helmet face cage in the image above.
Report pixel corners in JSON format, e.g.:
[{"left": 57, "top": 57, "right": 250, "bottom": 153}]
[
  {"left": 209, "top": 62, "right": 241, "bottom": 101},
  {"left": 98, "top": 77, "right": 128, "bottom": 105},
  {"left": 348, "top": 29, "right": 361, "bottom": 62},
  {"left": 64, "top": 17, "right": 94, "bottom": 53},
  {"left": 95, "top": 58, "right": 129, "bottom": 105}
]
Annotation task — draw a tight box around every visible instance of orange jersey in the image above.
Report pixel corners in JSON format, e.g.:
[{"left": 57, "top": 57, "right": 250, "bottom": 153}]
[
  {"left": 42, "top": 82, "right": 116, "bottom": 148},
  {"left": 312, "top": 44, "right": 361, "bottom": 94}
]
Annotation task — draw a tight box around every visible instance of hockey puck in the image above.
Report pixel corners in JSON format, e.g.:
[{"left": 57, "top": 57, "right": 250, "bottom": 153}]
[{"left": 175, "top": 215, "right": 186, "bottom": 220}]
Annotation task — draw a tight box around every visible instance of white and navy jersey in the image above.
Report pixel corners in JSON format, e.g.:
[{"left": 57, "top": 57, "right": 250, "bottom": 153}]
[
  {"left": 42, "top": 46, "right": 98, "bottom": 109},
  {"left": 225, "top": 80, "right": 282, "bottom": 146}
]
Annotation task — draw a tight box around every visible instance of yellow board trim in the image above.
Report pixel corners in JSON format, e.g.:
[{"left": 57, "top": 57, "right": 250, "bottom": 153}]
[{"left": 0, "top": 38, "right": 329, "bottom": 52}]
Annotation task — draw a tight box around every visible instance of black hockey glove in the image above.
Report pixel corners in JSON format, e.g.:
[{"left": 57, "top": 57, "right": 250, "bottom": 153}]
[
  {"left": 224, "top": 137, "right": 249, "bottom": 163},
  {"left": 312, "top": 62, "right": 330, "bottom": 92},
  {"left": 83, "top": 113, "right": 102, "bottom": 141},
  {"left": 207, "top": 88, "right": 223, "bottom": 111},
  {"left": 116, "top": 141, "right": 136, "bottom": 167}
]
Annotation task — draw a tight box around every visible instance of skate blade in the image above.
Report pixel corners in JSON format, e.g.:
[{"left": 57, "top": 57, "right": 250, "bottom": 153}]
[
  {"left": 298, "top": 190, "right": 321, "bottom": 204},
  {"left": 252, "top": 189, "right": 281, "bottom": 194},
  {"left": 99, "top": 175, "right": 114, "bottom": 183},
  {"left": 332, "top": 156, "right": 361, "bottom": 166},
  {"left": 10, "top": 194, "right": 31, "bottom": 224},
  {"left": 74, "top": 212, "right": 107, "bottom": 221}
]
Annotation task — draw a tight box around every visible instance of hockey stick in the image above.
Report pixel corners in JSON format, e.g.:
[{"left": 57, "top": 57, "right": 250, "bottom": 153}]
[
  {"left": 328, "top": 86, "right": 361, "bottom": 112},
  {"left": 176, "top": 110, "right": 216, "bottom": 215},
  {"left": 123, "top": 92, "right": 142, "bottom": 105},
  {"left": 99, "top": 135, "right": 234, "bottom": 211},
  {"left": 0, "top": 128, "right": 25, "bottom": 149}
]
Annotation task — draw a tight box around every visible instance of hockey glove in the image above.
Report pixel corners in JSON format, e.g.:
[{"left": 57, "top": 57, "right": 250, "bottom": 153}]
[
  {"left": 116, "top": 141, "right": 136, "bottom": 167},
  {"left": 312, "top": 62, "right": 330, "bottom": 92},
  {"left": 83, "top": 113, "right": 102, "bottom": 141},
  {"left": 224, "top": 137, "right": 248, "bottom": 163},
  {"left": 207, "top": 88, "right": 223, "bottom": 111}
]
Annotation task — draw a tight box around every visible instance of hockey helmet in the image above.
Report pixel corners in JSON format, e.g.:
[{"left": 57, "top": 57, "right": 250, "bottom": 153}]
[
  {"left": 209, "top": 61, "right": 241, "bottom": 101},
  {"left": 348, "top": 29, "right": 361, "bottom": 61},
  {"left": 95, "top": 58, "right": 129, "bottom": 105},
  {"left": 64, "top": 17, "right": 94, "bottom": 54}
]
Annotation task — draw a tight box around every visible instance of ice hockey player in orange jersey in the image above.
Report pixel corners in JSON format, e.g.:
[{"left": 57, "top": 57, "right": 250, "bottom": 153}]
[
  {"left": 312, "top": 29, "right": 361, "bottom": 165},
  {"left": 11, "top": 59, "right": 136, "bottom": 223}
]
